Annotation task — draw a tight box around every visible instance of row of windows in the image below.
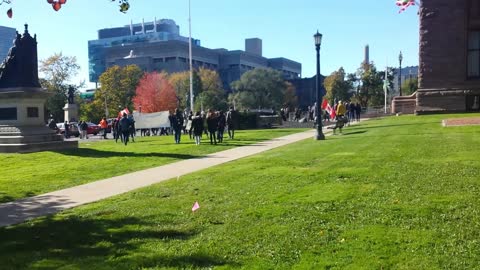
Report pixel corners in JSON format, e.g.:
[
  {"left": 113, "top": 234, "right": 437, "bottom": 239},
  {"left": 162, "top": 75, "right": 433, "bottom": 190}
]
[{"left": 152, "top": 57, "right": 218, "bottom": 68}]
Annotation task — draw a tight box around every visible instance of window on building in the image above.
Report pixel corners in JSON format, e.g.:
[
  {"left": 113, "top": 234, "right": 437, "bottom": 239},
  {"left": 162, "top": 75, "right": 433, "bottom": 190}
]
[
  {"left": 165, "top": 57, "right": 176, "bottom": 62},
  {"left": 153, "top": 58, "right": 164, "bottom": 63},
  {"left": 468, "top": 31, "right": 480, "bottom": 78},
  {"left": 179, "top": 57, "right": 187, "bottom": 63}
]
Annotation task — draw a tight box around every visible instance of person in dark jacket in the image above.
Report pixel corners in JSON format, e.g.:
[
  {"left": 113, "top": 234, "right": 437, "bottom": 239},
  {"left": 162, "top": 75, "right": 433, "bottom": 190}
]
[
  {"left": 169, "top": 109, "right": 184, "bottom": 144},
  {"left": 191, "top": 111, "right": 204, "bottom": 145},
  {"left": 206, "top": 109, "right": 218, "bottom": 145},
  {"left": 226, "top": 107, "right": 236, "bottom": 139},
  {"left": 217, "top": 111, "right": 226, "bottom": 143},
  {"left": 119, "top": 113, "right": 131, "bottom": 145}
]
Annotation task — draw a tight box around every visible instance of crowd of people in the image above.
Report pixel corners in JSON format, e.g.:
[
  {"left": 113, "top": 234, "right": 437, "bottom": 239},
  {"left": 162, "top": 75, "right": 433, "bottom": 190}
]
[
  {"left": 280, "top": 101, "right": 362, "bottom": 124},
  {"left": 166, "top": 107, "right": 236, "bottom": 145}
]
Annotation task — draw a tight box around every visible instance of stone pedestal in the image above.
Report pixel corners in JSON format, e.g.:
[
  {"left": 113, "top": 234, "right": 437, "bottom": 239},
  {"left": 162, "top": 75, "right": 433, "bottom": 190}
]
[
  {"left": 63, "top": 103, "right": 79, "bottom": 123},
  {"left": 391, "top": 92, "right": 417, "bottom": 114},
  {"left": 0, "top": 87, "right": 78, "bottom": 153}
]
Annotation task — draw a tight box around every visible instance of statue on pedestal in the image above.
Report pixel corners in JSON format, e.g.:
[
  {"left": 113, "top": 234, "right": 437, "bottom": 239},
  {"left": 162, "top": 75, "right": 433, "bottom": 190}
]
[
  {"left": 0, "top": 24, "right": 41, "bottom": 89},
  {"left": 67, "top": 86, "right": 75, "bottom": 104}
]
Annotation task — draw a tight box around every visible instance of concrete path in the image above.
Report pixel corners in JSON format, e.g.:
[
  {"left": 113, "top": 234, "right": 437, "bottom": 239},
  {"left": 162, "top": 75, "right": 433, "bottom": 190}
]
[{"left": 0, "top": 128, "right": 329, "bottom": 227}]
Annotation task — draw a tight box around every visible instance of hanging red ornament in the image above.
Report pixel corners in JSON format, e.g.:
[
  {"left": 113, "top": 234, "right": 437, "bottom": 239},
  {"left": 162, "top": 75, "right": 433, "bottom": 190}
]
[
  {"left": 59, "top": 0, "right": 67, "bottom": 4},
  {"left": 52, "top": 2, "right": 62, "bottom": 11},
  {"left": 47, "top": 0, "right": 54, "bottom": 4},
  {"left": 7, "top": 8, "right": 12, "bottom": 19}
]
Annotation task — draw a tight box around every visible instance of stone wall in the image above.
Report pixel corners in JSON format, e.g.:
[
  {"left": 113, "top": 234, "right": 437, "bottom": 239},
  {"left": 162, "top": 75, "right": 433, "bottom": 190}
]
[
  {"left": 417, "top": 0, "right": 480, "bottom": 113},
  {"left": 392, "top": 92, "right": 417, "bottom": 114}
]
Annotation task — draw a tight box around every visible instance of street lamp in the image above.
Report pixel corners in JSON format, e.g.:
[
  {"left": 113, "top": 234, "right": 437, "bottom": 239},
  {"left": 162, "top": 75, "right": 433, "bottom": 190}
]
[
  {"left": 314, "top": 31, "right": 325, "bottom": 140},
  {"left": 398, "top": 51, "right": 403, "bottom": 96},
  {"left": 188, "top": 0, "right": 194, "bottom": 113}
]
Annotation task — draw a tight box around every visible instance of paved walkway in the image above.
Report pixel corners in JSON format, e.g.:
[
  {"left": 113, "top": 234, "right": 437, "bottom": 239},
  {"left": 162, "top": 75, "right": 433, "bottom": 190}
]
[{"left": 0, "top": 128, "right": 330, "bottom": 227}]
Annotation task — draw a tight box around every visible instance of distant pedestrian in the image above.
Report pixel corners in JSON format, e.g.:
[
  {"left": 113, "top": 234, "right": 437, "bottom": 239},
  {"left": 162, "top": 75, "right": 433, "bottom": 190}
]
[
  {"left": 186, "top": 111, "right": 193, "bottom": 139},
  {"left": 119, "top": 113, "right": 130, "bottom": 145},
  {"left": 207, "top": 109, "right": 218, "bottom": 145},
  {"left": 64, "top": 121, "right": 70, "bottom": 139},
  {"left": 355, "top": 103, "right": 361, "bottom": 122},
  {"left": 169, "top": 108, "right": 184, "bottom": 144},
  {"left": 217, "top": 111, "right": 226, "bottom": 143},
  {"left": 128, "top": 114, "right": 135, "bottom": 142},
  {"left": 99, "top": 117, "right": 108, "bottom": 139},
  {"left": 80, "top": 121, "right": 88, "bottom": 139},
  {"left": 191, "top": 111, "right": 204, "bottom": 145},
  {"left": 226, "top": 106, "right": 236, "bottom": 139}
]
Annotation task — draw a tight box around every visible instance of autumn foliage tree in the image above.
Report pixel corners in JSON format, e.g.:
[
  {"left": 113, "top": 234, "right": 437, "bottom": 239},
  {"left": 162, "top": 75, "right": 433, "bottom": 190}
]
[{"left": 133, "top": 72, "right": 177, "bottom": 113}]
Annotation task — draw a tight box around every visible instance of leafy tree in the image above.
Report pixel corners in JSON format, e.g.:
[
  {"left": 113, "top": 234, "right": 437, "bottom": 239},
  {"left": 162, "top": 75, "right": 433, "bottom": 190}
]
[
  {"left": 132, "top": 72, "right": 177, "bottom": 113},
  {"left": 283, "top": 82, "right": 298, "bottom": 109},
  {"left": 83, "top": 65, "right": 142, "bottom": 121},
  {"left": 230, "top": 68, "right": 286, "bottom": 111},
  {"left": 352, "top": 62, "right": 386, "bottom": 108},
  {"left": 169, "top": 70, "right": 202, "bottom": 110},
  {"left": 323, "top": 67, "right": 353, "bottom": 103},
  {"left": 39, "top": 52, "right": 82, "bottom": 122},
  {"left": 197, "top": 67, "right": 227, "bottom": 111},
  {"left": 401, "top": 77, "right": 418, "bottom": 96}
]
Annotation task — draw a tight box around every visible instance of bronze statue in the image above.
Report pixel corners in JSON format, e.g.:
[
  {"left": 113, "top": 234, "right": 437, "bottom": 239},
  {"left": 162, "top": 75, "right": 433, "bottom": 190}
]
[
  {"left": 0, "top": 24, "right": 41, "bottom": 89},
  {"left": 67, "top": 86, "right": 75, "bottom": 104}
]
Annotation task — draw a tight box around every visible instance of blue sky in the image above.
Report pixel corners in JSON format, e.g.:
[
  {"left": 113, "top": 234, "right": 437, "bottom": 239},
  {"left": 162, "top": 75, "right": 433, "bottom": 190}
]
[{"left": 0, "top": 0, "right": 419, "bottom": 89}]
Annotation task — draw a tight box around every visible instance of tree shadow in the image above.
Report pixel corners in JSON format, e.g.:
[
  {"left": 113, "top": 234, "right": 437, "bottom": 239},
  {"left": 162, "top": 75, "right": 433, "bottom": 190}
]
[
  {"left": 54, "top": 148, "right": 200, "bottom": 159},
  {"left": 0, "top": 214, "right": 233, "bottom": 269}
]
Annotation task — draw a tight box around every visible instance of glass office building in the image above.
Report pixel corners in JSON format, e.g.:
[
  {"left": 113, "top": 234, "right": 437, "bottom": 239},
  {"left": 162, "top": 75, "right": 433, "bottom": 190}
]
[{"left": 0, "top": 26, "right": 17, "bottom": 62}]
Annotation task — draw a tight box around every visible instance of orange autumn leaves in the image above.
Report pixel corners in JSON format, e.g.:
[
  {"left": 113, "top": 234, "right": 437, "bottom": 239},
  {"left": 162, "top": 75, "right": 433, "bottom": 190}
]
[{"left": 132, "top": 72, "right": 177, "bottom": 113}]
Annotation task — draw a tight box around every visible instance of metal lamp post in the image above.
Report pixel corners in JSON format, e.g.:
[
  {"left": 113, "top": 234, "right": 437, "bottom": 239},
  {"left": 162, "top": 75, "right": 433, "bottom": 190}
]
[
  {"left": 398, "top": 51, "right": 403, "bottom": 96},
  {"left": 314, "top": 31, "right": 325, "bottom": 140}
]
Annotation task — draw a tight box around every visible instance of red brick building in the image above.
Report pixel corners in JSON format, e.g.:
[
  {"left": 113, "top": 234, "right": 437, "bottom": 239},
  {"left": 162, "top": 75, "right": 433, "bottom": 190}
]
[{"left": 416, "top": 0, "right": 480, "bottom": 114}]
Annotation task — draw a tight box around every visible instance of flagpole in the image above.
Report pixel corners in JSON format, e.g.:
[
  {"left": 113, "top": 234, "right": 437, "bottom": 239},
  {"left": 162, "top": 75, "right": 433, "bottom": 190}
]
[
  {"left": 188, "top": 0, "right": 194, "bottom": 113},
  {"left": 384, "top": 59, "right": 388, "bottom": 114}
]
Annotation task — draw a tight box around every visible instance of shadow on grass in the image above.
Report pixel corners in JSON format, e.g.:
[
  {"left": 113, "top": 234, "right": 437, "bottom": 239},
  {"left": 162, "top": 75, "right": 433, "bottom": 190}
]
[
  {"left": 0, "top": 191, "right": 36, "bottom": 204},
  {"left": 0, "top": 214, "right": 233, "bottom": 269},
  {"left": 55, "top": 148, "right": 201, "bottom": 159}
]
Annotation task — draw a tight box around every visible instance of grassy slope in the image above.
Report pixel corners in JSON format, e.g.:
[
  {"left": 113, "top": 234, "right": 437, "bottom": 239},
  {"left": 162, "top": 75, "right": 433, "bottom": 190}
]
[
  {"left": 0, "top": 129, "right": 306, "bottom": 203},
  {"left": 0, "top": 114, "right": 479, "bottom": 269}
]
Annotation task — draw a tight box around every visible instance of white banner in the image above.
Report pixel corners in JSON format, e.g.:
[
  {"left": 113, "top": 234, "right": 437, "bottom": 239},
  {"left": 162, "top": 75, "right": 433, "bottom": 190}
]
[{"left": 132, "top": 111, "right": 171, "bottom": 129}]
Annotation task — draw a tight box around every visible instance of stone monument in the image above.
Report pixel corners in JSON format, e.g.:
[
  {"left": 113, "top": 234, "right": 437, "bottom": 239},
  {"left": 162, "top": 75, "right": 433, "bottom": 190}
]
[
  {"left": 0, "top": 24, "right": 78, "bottom": 153},
  {"left": 63, "top": 85, "right": 78, "bottom": 122}
]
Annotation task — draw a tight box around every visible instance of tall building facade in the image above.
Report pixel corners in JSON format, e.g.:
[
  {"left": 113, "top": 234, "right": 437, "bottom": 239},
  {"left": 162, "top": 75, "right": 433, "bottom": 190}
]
[
  {"left": 417, "top": 0, "right": 480, "bottom": 113},
  {"left": 88, "top": 19, "right": 301, "bottom": 90},
  {"left": 393, "top": 66, "right": 419, "bottom": 95},
  {"left": 0, "top": 26, "right": 17, "bottom": 62}
]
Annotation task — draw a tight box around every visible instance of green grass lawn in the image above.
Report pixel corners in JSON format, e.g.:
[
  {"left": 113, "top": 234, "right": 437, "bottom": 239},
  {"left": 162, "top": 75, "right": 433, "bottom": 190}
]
[
  {"left": 1, "top": 114, "right": 479, "bottom": 269},
  {"left": 0, "top": 128, "right": 306, "bottom": 203}
]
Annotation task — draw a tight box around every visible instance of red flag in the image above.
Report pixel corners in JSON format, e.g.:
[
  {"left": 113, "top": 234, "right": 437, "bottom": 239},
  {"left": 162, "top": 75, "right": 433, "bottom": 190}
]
[
  {"left": 321, "top": 100, "right": 336, "bottom": 120},
  {"left": 118, "top": 108, "right": 130, "bottom": 117}
]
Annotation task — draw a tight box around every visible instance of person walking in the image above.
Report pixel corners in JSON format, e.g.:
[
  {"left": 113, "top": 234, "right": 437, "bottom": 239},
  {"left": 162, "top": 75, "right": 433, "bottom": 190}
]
[
  {"left": 191, "top": 111, "right": 203, "bottom": 145},
  {"left": 226, "top": 106, "right": 236, "bottom": 139},
  {"left": 64, "top": 121, "right": 70, "bottom": 139},
  {"left": 119, "top": 113, "right": 130, "bottom": 145},
  {"left": 99, "top": 117, "right": 108, "bottom": 139},
  {"left": 217, "top": 111, "right": 226, "bottom": 143},
  {"left": 355, "top": 103, "right": 362, "bottom": 122},
  {"left": 128, "top": 114, "right": 135, "bottom": 143},
  {"left": 80, "top": 121, "right": 88, "bottom": 139},
  {"left": 206, "top": 109, "right": 218, "bottom": 145},
  {"left": 169, "top": 109, "right": 184, "bottom": 144},
  {"left": 186, "top": 111, "right": 193, "bottom": 140}
]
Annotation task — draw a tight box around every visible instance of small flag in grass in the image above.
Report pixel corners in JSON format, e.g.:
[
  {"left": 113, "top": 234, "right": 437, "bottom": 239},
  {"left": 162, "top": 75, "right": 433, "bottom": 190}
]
[{"left": 192, "top": 201, "right": 200, "bottom": 212}]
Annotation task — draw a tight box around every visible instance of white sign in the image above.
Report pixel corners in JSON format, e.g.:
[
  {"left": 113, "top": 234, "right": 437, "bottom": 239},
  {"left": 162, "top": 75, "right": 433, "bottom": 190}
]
[{"left": 132, "top": 111, "right": 171, "bottom": 129}]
